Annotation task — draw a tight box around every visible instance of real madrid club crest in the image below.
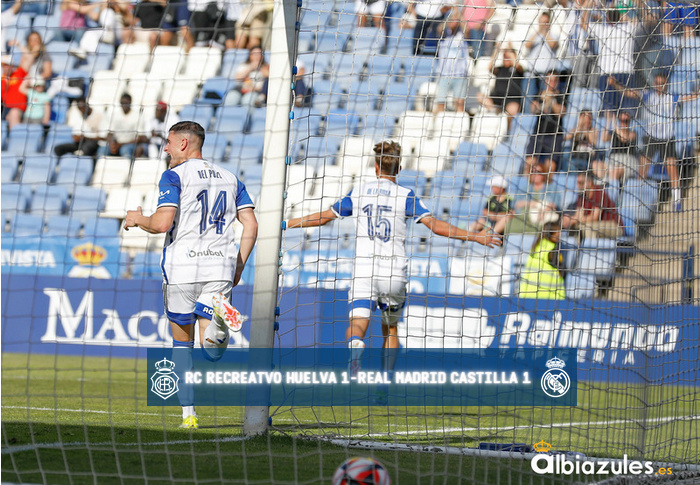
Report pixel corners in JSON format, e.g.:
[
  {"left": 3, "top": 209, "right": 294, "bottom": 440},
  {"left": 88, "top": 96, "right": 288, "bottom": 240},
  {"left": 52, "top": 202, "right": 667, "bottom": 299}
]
[
  {"left": 540, "top": 356, "right": 570, "bottom": 398},
  {"left": 151, "top": 358, "right": 179, "bottom": 400}
]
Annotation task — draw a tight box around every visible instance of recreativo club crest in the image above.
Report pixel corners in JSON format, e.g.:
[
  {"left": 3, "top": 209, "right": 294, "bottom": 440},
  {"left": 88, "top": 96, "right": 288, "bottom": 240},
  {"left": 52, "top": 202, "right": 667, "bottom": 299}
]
[
  {"left": 151, "top": 358, "right": 179, "bottom": 400},
  {"left": 540, "top": 356, "right": 570, "bottom": 398}
]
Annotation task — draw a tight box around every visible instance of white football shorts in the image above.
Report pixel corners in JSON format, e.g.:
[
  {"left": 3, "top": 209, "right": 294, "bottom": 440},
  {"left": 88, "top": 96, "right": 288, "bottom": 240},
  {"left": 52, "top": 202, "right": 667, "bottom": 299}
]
[{"left": 163, "top": 281, "right": 232, "bottom": 326}]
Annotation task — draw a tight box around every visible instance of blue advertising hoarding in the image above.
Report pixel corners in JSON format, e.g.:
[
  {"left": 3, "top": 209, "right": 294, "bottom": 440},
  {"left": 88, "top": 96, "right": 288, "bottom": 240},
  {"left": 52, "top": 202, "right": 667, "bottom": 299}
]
[{"left": 1, "top": 273, "right": 698, "bottom": 385}]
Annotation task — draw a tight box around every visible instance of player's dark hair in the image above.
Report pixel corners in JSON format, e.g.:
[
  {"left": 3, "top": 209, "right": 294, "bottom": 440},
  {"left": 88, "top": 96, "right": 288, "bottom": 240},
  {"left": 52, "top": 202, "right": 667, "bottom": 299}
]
[
  {"left": 169, "top": 121, "right": 206, "bottom": 149},
  {"left": 373, "top": 140, "right": 401, "bottom": 175}
]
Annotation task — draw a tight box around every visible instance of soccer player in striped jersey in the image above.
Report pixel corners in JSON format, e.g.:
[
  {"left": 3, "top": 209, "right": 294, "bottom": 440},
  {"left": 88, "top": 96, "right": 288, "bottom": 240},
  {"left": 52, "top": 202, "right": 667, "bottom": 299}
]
[
  {"left": 124, "top": 121, "right": 258, "bottom": 428},
  {"left": 286, "top": 141, "right": 501, "bottom": 400}
]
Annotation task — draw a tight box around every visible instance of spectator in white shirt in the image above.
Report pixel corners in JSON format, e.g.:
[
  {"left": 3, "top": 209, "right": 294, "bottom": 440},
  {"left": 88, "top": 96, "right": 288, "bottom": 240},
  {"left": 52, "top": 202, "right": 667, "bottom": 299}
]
[
  {"left": 581, "top": 0, "right": 638, "bottom": 127},
  {"left": 615, "top": 72, "right": 700, "bottom": 211},
  {"left": 135, "top": 101, "right": 179, "bottom": 158},
  {"left": 97, "top": 92, "right": 141, "bottom": 159},
  {"left": 53, "top": 97, "right": 104, "bottom": 159},
  {"left": 404, "top": 0, "right": 452, "bottom": 55}
]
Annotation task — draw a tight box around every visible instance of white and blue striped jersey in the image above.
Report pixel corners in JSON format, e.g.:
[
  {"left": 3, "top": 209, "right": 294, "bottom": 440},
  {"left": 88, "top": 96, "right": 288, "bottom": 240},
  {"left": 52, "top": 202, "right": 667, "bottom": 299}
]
[
  {"left": 331, "top": 178, "right": 430, "bottom": 280},
  {"left": 157, "top": 158, "right": 255, "bottom": 285}
]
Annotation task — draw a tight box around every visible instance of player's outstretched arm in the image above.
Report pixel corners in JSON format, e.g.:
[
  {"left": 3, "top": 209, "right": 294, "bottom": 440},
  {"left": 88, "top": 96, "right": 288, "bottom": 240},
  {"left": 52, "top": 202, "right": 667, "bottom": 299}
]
[
  {"left": 420, "top": 215, "right": 503, "bottom": 247},
  {"left": 287, "top": 208, "right": 338, "bottom": 229},
  {"left": 124, "top": 206, "right": 177, "bottom": 234},
  {"left": 234, "top": 207, "right": 259, "bottom": 286}
]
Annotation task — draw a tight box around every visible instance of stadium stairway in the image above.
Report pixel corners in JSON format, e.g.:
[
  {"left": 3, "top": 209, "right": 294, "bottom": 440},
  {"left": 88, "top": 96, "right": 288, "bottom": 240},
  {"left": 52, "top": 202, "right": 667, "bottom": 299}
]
[{"left": 607, "top": 166, "right": 700, "bottom": 304}]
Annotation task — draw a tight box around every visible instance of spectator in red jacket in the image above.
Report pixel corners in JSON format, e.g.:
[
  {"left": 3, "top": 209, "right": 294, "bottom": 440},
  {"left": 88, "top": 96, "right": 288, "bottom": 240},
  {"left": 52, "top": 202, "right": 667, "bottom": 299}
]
[{"left": 1, "top": 53, "right": 33, "bottom": 130}]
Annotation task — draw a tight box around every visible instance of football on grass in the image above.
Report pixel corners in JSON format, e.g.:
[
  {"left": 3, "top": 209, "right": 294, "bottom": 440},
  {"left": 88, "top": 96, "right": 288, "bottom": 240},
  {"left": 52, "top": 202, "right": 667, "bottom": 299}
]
[{"left": 331, "top": 457, "right": 391, "bottom": 485}]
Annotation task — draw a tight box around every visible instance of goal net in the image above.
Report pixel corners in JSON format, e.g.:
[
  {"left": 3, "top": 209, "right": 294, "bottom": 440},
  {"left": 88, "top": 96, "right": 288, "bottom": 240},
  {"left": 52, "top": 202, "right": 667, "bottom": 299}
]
[{"left": 1, "top": 0, "right": 699, "bottom": 483}]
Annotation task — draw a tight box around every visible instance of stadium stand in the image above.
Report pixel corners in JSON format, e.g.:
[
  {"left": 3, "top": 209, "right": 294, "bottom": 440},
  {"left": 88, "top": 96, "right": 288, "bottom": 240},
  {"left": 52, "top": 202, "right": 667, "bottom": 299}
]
[{"left": 0, "top": 0, "right": 695, "bottom": 302}]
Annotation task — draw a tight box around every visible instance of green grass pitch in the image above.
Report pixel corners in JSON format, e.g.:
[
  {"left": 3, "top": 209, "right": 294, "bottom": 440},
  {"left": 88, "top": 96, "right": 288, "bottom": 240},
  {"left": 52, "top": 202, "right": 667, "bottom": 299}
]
[{"left": 2, "top": 353, "right": 697, "bottom": 484}]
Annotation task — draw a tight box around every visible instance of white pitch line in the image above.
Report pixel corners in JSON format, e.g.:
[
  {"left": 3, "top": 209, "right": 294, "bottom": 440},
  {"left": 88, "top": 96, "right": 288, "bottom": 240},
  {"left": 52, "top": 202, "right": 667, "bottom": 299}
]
[
  {"left": 1, "top": 405, "right": 180, "bottom": 418},
  {"left": 366, "top": 414, "right": 700, "bottom": 437},
  {"left": 2, "top": 436, "right": 247, "bottom": 455}
]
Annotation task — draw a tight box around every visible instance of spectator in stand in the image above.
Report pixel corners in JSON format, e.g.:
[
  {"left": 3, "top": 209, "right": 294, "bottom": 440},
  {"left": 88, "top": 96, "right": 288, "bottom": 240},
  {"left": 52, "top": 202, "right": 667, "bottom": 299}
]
[
  {"left": 2, "top": 0, "right": 23, "bottom": 50},
  {"left": 1, "top": 0, "right": 47, "bottom": 16},
  {"left": 54, "top": 97, "right": 104, "bottom": 159},
  {"left": 58, "top": 0, "right": 88, "bottom": 42},
  {"left": 562, "top": 170, "right": 624, "bottom": 240},
  {"left": 8, "top": 31, "right": 52, "bottom": 83},
  {"left": 524, "top": 70, "right": 566, "bottom": 175},
  {"left": 404, "top": 0, "right": 452, "bottom": 56},
  {"left": 519, "top": 220, "right": 567, "bottom": 300},
  {"left": 1, "top": 53, "right": 32, "bottom": 130},
  {"left": 225, "top": 46, "right": 269, "bottom": 107},
  {"left": 67, "top": 0, "right": 128, "bottom": 59},
  {"left": 479, "top": 44, "right": 524, "bottom": 132},
  {"left": 216, "top": 0, "right": 243, "bottom": 50},
  {"left": 97, "top": 92, "right": 140, "bottom": 159},
  {"left": 581, "top": 0, "right": 638, "bottom": 129},
  {"left": 460, "top": 0, "right": 495, "bottom": 58},
  {"left": 559, "top": 0, "right": 594, "bottom": 88},
  {"left": 469, "top": 175, "right": 514, "bottom": 235},
  {"left": 234, "top": 0, "right": 273, "bottom": 50},
  {"left": 132, "top": 0, "right": 170, "bottom": 49},
  {"left": 508, "top": 161, "right": 563, "bottom": 234},
  {"left": 601, "top": 110, "right": 638, "bottom": 182},
  {"left": 523, "top": 11, "right": 561, "bottom": 113},
  {"left": 433, "top": 21, "right": 471, "bottom": 113},
  {"left": 562, "top": 109, "right": 599, "bottom": 172},
  {"left": 18, "top": 76, "right": 50, "bottom": 125},
  {"left": 355, "top": 0, "right": 386, "bottom": 29},
  {"left": 135, "top": 100, "right": 179, "bottom": 158},
  {"left": 152, "top": 1, "right": 193, "bottom": 51},
  {"left": 614, "top": 72, "right": 700, "bottom": 211},
  {"left": 188, "top": 0, "right": 224, "bottom": 47},
  {"left": 293, "top": 59, "right": 312, "bottom": 108}
]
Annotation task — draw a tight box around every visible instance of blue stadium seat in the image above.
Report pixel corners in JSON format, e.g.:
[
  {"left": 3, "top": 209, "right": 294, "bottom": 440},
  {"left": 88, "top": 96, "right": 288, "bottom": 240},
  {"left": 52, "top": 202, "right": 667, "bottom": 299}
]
[
  {"left": 197, "top": 77, "right": 236, "bottom": 105},
  {"left": 220, "top": 49, "right": 249, "bottom": 78},
  {"left": 50, "top": 96, "right": 72, "bottom": 125},
  {"left": 54, "top": 155, "right": 94, "bottom": 186},
  {"left": 324, "top": 109, "right": 361, "bottom": 136},
  {"left": 577, "top": 237, "right": 617, "bottom": 280},
  {"left": 228, "top": 144, "right": 263, "bottom": 167},
  {"left": 130, "top": 251, "right": 163, "bottom": 279},
  {"left": 210, "top": 106, "right": 250, "bottom": 141},
  {"left": 45, "top": 42, "right": 77, "bottom": 75},
  {"left": 79, "top": 42, "right": 115, "bottom": 74},
  {"left": 1, "top": 183, "right": 32, "bottom": 214},
  {"left": 45, "top": 214, "right": 83, "bottom": 237},
  {"left": 490, "top": 143, "right": 523, "bottom": 175},
  {"left": 566, "top": 271, "right": 597, "bottom": 299},
  {"left": 567, "top": 87, "right": 602, "bottom": 114},
  {"left": 201, "top": 136, "right": 228, "bottom": 164},
  {"left": 178, "top": 104, "right": 214, "bottom": 131},
  {"left": 45, "top": 123, "right": 74, "bottom": 150},
  {"left": 29, "top": 184, "right": 69, "bottom": 215},
  {"left": 11, "top": 213, "right": 44, "bottom": 236},
  {"left": 70, "top": 187, "right": 106, "bottom": 216},
  {"left": 31, "top": 15, "right": 60, "bottom": 45},
  {"left": 82, "top": 217, "right": 120, "bottom": 237},
  {"left": 5, "top": 124, "right": 44, "bottom": 155},
  {"left": 2, "top": 154, "right": 19, "bottom": 182},
  {"left": 620, "top": 178, "right": 658, "bottom": 225},
  {"left": 19, "top": 155, "right": 57, "bottom": 184}
]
